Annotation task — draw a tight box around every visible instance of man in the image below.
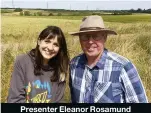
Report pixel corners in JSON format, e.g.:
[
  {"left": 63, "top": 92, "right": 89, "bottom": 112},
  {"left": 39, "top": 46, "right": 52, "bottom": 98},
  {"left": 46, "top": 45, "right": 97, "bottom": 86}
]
[{"left": 69, "top": 15, "right": 148, "bottom": 103}]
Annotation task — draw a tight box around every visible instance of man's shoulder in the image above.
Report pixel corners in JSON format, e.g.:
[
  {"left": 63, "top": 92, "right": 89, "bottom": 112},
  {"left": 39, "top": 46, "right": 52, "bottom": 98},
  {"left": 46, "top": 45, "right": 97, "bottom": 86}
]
[
  {"left": 107, "top": 51, "right": 130, "bottom": 66},
  {"left": 70, "top": 53, "right": 84, "bottom": 65}
]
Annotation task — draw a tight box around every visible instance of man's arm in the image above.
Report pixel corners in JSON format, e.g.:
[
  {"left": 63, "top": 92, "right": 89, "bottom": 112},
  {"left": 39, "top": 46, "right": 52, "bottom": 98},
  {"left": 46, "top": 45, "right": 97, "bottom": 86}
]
[{"left": 120, "top": 62, "right": 148, "bottom": 103}]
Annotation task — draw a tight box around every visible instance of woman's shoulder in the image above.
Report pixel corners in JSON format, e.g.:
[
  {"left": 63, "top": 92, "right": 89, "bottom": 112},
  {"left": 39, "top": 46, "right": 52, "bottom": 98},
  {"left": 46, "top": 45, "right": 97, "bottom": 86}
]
[
  {"left": 15, "top": 53, "right": 31, "bottom": 65},
  {"left": 16, "top": 53, "right": 30, "bottom": 61}
]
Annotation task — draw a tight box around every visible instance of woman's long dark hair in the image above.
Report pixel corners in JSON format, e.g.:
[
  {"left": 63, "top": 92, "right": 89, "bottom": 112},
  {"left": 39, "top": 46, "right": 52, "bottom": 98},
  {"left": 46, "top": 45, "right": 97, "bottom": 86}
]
[{"left": 29, "top": 26, "right": 69, "bottom": 82}]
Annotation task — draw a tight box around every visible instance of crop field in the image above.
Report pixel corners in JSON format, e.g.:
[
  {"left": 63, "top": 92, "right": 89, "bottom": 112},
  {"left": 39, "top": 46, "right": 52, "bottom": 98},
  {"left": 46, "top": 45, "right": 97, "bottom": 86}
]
[{"left": 1, "top": 14, "right": 151, "bottom": 103}]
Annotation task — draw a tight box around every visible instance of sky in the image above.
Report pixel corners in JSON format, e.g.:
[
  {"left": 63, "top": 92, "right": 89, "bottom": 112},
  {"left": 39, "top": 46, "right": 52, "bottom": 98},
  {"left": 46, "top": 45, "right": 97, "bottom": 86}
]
[{"left": 1, "top": 0, "right": 151, "bottom": 10}]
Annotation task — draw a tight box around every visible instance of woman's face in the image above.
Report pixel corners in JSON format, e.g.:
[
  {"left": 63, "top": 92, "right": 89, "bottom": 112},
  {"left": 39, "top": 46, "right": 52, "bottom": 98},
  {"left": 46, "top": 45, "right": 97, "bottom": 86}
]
[{"left": 38, "top": 36, "right": 60, "bottom": 65}]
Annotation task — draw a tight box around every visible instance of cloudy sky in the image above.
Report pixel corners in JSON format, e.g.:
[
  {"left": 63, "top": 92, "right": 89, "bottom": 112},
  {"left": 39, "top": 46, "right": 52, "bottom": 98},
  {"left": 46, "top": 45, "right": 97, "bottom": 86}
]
[{"left": 1, "top": 0, "right": 151, "bottom": 10}]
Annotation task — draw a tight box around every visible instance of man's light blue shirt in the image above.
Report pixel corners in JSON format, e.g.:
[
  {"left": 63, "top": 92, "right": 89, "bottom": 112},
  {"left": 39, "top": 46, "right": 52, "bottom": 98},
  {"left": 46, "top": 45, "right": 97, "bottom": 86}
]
[{"left": 69, "top": 49, "right": 148, "bottom": 103}]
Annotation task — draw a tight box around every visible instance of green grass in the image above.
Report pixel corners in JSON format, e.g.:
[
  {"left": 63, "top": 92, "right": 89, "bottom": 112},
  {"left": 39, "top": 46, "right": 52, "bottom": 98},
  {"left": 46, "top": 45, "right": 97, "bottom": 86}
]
[
  {"left": 102, "top": 15, "right": 151, "bottom": 23},
  {"left": 1, "top": 9, "right": 14, "bottom": 13},
  {"left": 1, "top": 15, "right": 151, "bottom": 103},
  {"left": 2, "top": 14, "right": 151, "bottom": 23}
]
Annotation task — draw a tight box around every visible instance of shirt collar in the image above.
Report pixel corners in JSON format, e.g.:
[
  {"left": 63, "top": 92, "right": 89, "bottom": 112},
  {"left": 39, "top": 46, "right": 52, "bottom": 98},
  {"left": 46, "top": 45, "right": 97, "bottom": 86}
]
[
  {"left": 96, "top": 48, "right": 108, "bottom": 69},
  {"left": 77, "top": 53, "right": 87, "bottom": 66},
  {"left": 77, "top": 48, "right": 108, "bottom": 69}
]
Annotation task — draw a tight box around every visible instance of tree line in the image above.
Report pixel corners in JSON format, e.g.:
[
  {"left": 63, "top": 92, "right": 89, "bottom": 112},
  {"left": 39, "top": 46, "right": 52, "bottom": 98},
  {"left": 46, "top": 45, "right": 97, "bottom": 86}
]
[{"left": 1, "top": 8, "right": 151, "bottom": 16}]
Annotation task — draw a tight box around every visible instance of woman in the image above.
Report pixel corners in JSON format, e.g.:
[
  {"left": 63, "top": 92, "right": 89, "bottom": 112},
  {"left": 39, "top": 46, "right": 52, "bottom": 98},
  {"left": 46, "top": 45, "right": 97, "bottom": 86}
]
[{"left": 7, "top": 26, "right": 69, "bottom": 103}]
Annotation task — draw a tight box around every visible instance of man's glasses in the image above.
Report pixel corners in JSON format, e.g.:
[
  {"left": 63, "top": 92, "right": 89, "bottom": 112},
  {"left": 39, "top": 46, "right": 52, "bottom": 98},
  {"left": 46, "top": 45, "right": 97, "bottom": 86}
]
[{"left": 79, "top": 33, "right": 106, "bottom": 41}]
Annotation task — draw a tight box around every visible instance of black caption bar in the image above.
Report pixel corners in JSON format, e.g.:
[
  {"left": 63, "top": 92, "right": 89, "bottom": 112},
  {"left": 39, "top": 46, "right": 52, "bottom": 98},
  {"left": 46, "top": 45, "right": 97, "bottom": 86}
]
[{"left": 1, "top": 103, "right": 151, "bottom": 113}]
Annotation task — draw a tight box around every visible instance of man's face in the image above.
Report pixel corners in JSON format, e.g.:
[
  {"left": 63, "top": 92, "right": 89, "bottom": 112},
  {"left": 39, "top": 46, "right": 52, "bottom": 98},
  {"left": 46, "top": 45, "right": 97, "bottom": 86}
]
[{"left": 79, "top": 31, "right": 107, "bottom": 59}]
